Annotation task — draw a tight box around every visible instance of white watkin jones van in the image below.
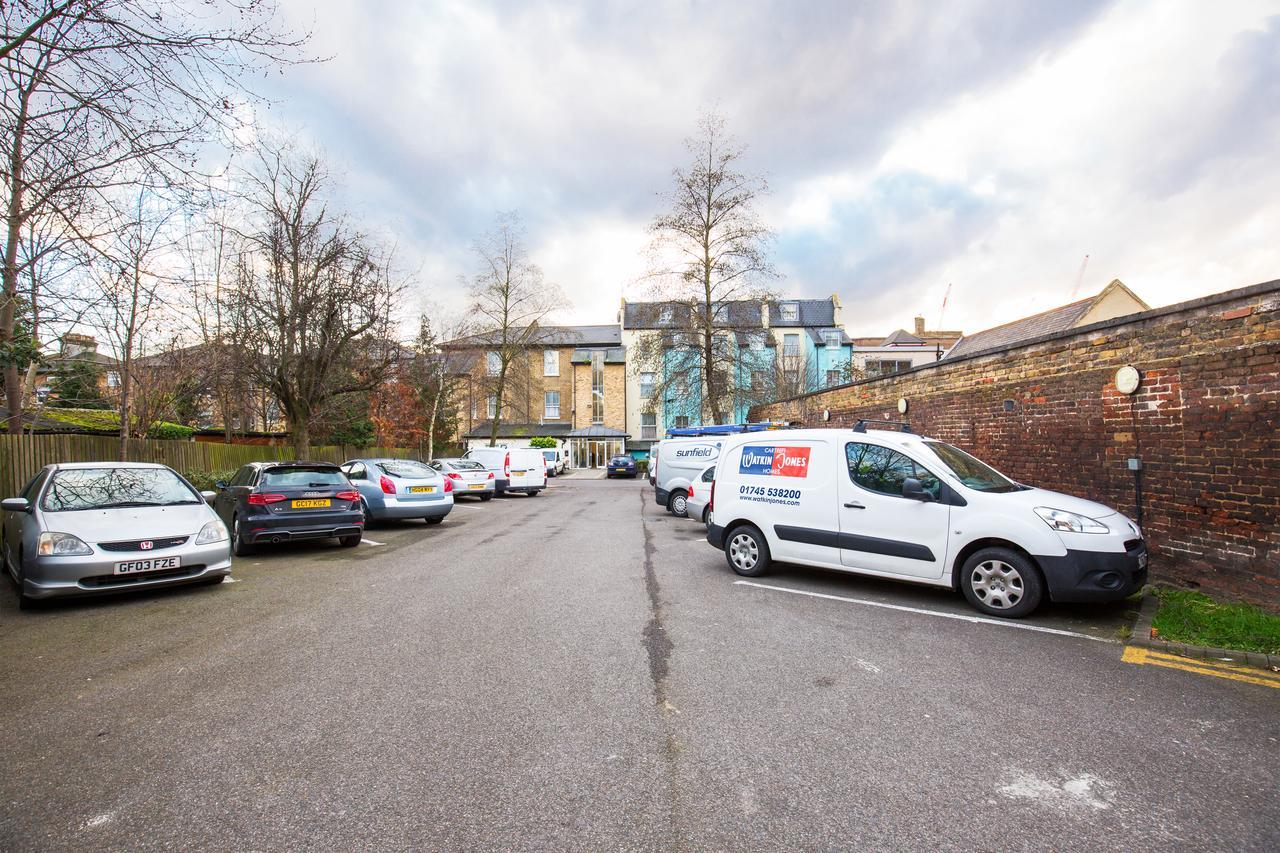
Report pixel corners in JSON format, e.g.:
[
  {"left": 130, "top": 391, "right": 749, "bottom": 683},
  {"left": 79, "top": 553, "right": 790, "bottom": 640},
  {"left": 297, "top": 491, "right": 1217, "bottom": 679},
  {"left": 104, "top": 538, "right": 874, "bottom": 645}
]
[
  {"left": 463, "top": 446, "right": 547, "bottom": 496},
  {"left": 706, "top": 426, "right": 1148, "bottom": 618},
  {"left": 651, "top": 437, "right": 723, "bottom": 517}
]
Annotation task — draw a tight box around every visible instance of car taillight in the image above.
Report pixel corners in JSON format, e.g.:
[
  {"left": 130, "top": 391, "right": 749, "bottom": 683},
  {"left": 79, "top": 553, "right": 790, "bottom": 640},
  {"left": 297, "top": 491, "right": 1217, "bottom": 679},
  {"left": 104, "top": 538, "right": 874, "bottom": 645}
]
[
  {"left": 487, "top": 472, "right": 494, "bottom": 479},
  {"left": 380, "top": 475, "right": 396, "bottom": 494},
  {"left": 709, "top": 479, "right": 715, "bottom": 512},
  {"left": 336, "top": 490, "right": 360, "bottom": 502},
  {"left": 443, "top": 477, "right": 453, "bottom": 493},
  {"left": 247, "top": 493, "right": 286, "bottom": 505},
  {"left": 504, "top": 452, "right": 510, "bottom": 477},
  {"left": 446, "top": 472, "right": 462, "bottom": 480}
]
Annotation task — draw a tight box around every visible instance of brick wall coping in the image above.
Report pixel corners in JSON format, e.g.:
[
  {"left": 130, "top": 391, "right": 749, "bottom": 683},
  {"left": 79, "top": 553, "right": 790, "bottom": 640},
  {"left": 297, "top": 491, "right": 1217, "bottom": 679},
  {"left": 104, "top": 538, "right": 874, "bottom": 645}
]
[{"left": 769, "top": 278, "right": 1280, "bottom": 406}]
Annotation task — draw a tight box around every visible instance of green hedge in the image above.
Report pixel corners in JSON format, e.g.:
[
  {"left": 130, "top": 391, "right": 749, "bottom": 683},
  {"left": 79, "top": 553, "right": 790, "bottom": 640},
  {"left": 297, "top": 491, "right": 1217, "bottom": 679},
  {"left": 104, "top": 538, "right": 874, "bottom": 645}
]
[{"left": 181, "top": 469, "right": 239, "bottom": 491}]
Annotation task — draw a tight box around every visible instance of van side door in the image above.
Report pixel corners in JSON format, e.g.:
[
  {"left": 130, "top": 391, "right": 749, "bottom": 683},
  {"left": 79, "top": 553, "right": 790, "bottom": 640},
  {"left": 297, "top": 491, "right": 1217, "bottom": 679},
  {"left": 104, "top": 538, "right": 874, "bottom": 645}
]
[{"left": 836, "top": 441, "right": 950, "bottom": 580}]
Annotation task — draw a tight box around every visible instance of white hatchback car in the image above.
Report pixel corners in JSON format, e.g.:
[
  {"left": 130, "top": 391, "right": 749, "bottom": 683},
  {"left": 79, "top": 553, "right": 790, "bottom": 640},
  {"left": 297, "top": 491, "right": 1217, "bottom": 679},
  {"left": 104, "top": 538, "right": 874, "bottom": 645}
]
[
  {"left": 684, "top": 463, "right": 716, "bottom": 525},
  {"left": 706, "top": 425, "right": 1147, "bottom": 618},
  {"left": 2, "top": 462, "right": 232, "bottom": 609}
]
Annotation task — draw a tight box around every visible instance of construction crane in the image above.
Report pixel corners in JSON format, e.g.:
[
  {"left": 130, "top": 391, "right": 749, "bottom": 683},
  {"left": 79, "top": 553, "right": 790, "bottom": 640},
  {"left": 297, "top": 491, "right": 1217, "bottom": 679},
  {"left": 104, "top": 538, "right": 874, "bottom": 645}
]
[
  {"left": 936, "top": 282, "right": 952, "bottom": 330},
  {"left": 1067, "top": 254, "right": 1090, "bottom": 300}
]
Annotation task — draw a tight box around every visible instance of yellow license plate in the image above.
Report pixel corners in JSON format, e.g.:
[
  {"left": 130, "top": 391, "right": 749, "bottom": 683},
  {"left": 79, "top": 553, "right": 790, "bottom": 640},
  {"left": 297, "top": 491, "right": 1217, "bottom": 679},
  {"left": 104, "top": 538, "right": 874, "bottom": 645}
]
[
  {"left": 292, "top": 499, "right": 330, "bottom": 509},
  {"left": 468, "top": 484, "right": 484, "bottom": 490},
  {"left": 409, "top": 486, "right": 436, "bottom": 493}
]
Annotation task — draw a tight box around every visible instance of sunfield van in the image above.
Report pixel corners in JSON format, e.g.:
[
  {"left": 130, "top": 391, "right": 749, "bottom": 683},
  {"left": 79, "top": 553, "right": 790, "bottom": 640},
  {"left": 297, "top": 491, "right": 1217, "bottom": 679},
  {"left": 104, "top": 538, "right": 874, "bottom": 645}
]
[
  {"left": 706, "top": 426, "right": 1148, "bottom": 618},
  {"left": 463, "top": 446, "right": 547, "bottom": 496},
  {"left": 652, "top": 437, "right": 723, "bottom": 517}
]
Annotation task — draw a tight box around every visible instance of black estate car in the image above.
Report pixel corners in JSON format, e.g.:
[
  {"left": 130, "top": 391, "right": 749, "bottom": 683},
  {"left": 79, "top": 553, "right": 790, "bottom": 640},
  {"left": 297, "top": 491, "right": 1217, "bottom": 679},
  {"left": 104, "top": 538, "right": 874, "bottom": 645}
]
[{"left": 213, "top": 461, "right": 363, "bottom": 555}]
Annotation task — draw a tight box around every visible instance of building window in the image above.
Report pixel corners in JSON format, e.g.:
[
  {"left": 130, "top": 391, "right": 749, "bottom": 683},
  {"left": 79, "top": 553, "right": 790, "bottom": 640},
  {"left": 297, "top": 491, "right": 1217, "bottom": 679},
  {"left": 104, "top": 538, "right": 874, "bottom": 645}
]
[
  {"left": 106, "top": 371, "right": 121, "bottom": 388},
  {"left": 544, "top": 390, "right": 560, "bottom": 419},
  {"left": 591, "top": 350, "right": 604, "bottom": 424},
  {"left": 779, "top": 302, "right": 799, "bottom": 323},
  {"left": 487, "top": 395, "right": 497, "bottom": 419},
  {"left": 823, "top": 330, "right": 841, "bottom": 349},
  {"left": 783, "top": 333, "right": 801, "bottom": 357},
  {"left": 867, "top": 359, "right": 914, "bottom": 377},
  {"left": 659, "top": 305, "right": 675, "bottom": 325},
  {"left": 673, "top": 415, "right": 690, "bottom": 428},
  {"left": 486, "top": 351, "right": 500, "bottom": 376},
  {"left": 543, "top": 350, "right": 558, "bottom": 376},
  {"left": 639, "top": 371, "right": 656, "bottom": 399},
  {"left": 641, "top": 412, "right": 657, "bottom": 439},
  {"left": 826, "top": 369, "right": 842, "bottom": 386}
]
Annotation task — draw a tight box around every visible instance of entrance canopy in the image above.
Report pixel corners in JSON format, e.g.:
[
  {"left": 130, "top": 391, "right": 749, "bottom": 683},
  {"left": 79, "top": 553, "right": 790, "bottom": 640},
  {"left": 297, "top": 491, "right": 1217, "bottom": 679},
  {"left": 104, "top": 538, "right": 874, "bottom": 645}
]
[{"left": 564, "top": 426, "right": 629, "bottom": 469}]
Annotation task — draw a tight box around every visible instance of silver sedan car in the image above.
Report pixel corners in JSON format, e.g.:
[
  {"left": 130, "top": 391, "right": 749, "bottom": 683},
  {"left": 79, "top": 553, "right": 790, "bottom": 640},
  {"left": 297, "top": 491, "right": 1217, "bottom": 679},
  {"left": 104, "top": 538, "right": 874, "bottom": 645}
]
[
  {"left": 2, "top": 462, "right": 232, "bottom": 609},
  {"left": 429, "top": 458, "right": 496, "bottom": 500},
  {"left": 340, "top": 458, "right": 454, "bottom": 524},
  {"left": 685, "top": 463, "right": 716, "bottom": 526}
]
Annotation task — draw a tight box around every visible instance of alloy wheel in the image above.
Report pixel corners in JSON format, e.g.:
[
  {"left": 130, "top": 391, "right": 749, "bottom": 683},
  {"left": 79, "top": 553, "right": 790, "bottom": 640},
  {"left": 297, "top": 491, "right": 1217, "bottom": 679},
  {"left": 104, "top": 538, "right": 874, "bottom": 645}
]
[
  {"left": 969, "top": 559, "right": 1024, "bottom": 610},
  {"left": 729, "top": 533, "right": 759, "bottom": 571},
  {"left": 672, "top": 493, "right": 688, "bottom": 516}
]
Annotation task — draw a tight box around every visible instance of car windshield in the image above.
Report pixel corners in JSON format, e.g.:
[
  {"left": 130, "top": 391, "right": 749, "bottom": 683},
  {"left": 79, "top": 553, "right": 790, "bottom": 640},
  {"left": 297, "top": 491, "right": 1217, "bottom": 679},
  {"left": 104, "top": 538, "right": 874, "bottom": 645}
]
[
  {"left": 610, "top": 456, "right": 630, "bottom": 464},
  {"left": 923, "top": 441, "right": 1020, "bottom": 493},
  {"left": 448, "top": 459, "right": 485, "bottom": 471},
  {"left": 542, "top": 450, "right": 556, "bottom": 460},
  {"left": 261, "top": 467, "right": 347, "bottom": 487},
  {"left": 378, "top": 460, "right": 435, "bottom": 478},
  {"left": 41, "top": 467, "right": 200, "bottom": 512}
]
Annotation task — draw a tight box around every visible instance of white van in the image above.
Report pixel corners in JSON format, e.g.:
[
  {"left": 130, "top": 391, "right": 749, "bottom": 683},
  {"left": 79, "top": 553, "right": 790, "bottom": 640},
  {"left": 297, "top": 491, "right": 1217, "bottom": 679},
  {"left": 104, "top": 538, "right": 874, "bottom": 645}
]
[
  {"left": 541, "top": 447, "right": 567, "bottom": 476},
  {"left": 652, "top": 437, "right": 723, "bottom": 517},
  {"left": 463, "top": 446, "right": 547, "bottom": 496},
  {"left": 706, "top": 425, "right": 1147, "bottom": 618}
]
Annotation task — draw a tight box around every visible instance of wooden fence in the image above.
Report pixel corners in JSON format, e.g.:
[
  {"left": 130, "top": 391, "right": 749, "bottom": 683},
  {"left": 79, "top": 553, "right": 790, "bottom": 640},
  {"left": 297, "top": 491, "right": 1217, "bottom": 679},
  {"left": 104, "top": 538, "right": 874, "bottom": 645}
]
[{"left": 0, "top": 435, "right": 446, "bottom": 497}]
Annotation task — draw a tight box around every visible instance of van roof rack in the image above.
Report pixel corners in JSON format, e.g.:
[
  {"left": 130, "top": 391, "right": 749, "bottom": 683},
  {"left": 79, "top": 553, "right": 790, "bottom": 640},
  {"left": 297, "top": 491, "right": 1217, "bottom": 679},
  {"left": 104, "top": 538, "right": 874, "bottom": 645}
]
[
  {"left": 852, "top": 419, "right": 913, "bottom": 434},
  {"left": 665, "top": 421, "right": 788, "bottom": 437}
]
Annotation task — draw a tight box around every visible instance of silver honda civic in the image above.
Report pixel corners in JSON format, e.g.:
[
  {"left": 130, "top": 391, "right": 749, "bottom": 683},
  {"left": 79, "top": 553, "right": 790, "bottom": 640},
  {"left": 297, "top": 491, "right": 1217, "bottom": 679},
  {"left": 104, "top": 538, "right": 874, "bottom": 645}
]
[{"left": 2, "top": 462, "right": 233, "bottom": 609}]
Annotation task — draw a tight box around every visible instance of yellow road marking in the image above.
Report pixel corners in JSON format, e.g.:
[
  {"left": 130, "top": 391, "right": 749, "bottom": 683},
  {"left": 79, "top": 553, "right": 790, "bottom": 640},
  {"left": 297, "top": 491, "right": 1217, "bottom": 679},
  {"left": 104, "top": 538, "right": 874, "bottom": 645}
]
[{"left": 1122, "top": 646, "right": 1280, "bottom": 688}]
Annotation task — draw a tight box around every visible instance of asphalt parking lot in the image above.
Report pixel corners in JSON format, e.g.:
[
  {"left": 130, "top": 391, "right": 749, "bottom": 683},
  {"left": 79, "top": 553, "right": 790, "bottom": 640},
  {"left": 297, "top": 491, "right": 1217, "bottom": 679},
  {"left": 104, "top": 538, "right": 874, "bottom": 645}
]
[{"left": 1, "top": 477, "right": 1277, "bottom": 850}]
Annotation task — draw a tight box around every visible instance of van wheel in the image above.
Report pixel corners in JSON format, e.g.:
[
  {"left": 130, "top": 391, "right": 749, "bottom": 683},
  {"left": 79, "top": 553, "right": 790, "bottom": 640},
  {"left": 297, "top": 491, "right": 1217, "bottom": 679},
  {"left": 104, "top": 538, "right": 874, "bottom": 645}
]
[
  {"left": 960, "top": 547, "right": 1044, "bottom": 618},
  {"left": 528, "top": 490, "right": 539, "bottom": 497},
  {"left": 701, "top": 507, "right": 710, "bottom": 525},
  {"left": 725, "top": 525, "right": 771, "bottom": 577},
  {"left": 668, "top": 490, "right": 688, "bottom": 518}
]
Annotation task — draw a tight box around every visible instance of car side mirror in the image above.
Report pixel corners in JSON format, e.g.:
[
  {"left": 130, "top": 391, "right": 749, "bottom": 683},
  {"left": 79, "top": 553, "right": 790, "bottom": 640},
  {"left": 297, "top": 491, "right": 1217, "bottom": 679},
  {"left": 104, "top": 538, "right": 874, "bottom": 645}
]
[
  {"left": 214, "top": 481, "right": 227, "bottom": 490},
  {"left": 201, "top": 490, "right": 217, "bottom": 504},
  {"left": 1, "top": 497, "right": 32, "bottom": 513},
  {"left": 902, "top": 478, "right": 936, "bottom": 503}
]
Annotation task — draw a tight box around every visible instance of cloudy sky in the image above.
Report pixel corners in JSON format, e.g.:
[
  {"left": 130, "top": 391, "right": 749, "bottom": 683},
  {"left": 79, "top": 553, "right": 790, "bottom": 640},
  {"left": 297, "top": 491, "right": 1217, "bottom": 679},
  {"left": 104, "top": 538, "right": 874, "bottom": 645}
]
[{"left": 255, "top": 0, "right": 1280, "bottom": 336}]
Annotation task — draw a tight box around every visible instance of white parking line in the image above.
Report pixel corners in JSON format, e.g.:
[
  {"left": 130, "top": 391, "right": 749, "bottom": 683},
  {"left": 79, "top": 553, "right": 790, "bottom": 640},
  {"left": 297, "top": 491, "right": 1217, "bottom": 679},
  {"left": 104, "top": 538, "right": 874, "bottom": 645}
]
[
  {"left": 360, "top": 538, "right": 385, "bottom": 546},
  {"left": 733, "top": 580, "right": 1112, "bottom": 642}
]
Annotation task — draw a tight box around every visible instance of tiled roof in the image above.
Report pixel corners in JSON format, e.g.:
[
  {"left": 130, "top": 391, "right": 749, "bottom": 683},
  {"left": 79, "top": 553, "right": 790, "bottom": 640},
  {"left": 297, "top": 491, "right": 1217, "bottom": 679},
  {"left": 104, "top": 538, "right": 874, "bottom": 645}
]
[
  {"left": 944, "top": 297, "right": 1096, "bottom": 359},
  {"left": 446, "top": 324, "right": 621, "bottom": 348},
  {"left": 881, "top": 329, "right": 925, "bottom": 346},
  {"left": 768, "top": 299, "right": 837, "bottom": 327}
]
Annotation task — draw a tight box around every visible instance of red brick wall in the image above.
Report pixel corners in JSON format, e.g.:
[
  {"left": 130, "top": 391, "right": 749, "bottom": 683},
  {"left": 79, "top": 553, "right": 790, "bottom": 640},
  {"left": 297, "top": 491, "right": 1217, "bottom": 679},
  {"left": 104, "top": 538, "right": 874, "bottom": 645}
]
[{"left": 754, "top": 281, "right": 1280, "bottom": 609}]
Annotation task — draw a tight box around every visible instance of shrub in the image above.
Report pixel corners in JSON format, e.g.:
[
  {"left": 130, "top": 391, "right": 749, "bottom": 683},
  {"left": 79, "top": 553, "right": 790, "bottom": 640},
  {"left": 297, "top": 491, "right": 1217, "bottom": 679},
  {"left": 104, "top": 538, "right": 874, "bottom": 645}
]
[
  {"left": 181, "top": 469, "right": 238, "bottom": 491},
  {"left": 147, "top": 422, "right": 195, "bottom": 440},
  {"left": 636, "top": 459, "right": 649, "bottom": 475},
  {"left": 529, "top": 436, "right": 556, "bottom": 449}
]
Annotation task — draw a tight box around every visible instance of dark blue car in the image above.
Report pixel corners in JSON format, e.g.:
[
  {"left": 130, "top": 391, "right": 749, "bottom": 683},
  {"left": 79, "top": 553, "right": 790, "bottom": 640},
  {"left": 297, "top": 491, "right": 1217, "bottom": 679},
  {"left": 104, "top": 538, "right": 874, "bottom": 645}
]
[{"left": 606, "top": 455, "right": 637, "bottom": 479}]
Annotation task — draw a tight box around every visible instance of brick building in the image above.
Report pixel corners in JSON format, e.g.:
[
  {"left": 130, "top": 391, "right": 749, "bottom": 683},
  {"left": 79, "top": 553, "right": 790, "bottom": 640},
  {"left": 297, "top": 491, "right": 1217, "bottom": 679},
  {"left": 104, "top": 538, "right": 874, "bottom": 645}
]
[{"left": 753, "top": 280, "right": 1280, "bottom": 609}]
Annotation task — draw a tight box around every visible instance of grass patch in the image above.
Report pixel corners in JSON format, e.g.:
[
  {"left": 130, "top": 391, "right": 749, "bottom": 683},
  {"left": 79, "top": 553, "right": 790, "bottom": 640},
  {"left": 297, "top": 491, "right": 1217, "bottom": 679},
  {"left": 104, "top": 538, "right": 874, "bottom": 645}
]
[{"left": 1151, "top": 586, "right": 1280, "bottom": 655}]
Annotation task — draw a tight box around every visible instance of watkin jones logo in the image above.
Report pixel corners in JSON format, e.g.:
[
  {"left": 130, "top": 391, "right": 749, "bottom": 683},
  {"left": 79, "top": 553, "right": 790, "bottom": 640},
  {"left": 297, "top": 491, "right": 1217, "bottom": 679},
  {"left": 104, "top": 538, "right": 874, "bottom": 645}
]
[{"left": 738, "top": 446, "right": 811, "bottom": 477}]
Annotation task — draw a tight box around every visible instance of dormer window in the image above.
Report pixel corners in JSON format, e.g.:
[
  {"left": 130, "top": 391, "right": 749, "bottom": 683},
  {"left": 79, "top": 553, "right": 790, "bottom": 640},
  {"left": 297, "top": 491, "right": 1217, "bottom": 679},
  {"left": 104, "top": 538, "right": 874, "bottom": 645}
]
[
  {"left": 779, "top": 302, "right": 799, "bottom": 323},
  {"left": 823, "top": 330, "right": 841, "bottom": 349}
]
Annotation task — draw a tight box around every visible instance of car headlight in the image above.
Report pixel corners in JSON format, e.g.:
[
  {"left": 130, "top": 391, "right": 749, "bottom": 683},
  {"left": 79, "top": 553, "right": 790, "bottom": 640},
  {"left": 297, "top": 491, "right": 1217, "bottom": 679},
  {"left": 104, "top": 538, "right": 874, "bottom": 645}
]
[
  {"left": 1034, "top": 507, "right": 1110, "bottom": 534},
  {"left": 37, "top": 532, "right": 93, "bottom": 556},
  {"left": 195, "top": 520, "right": 229, "bottom": 545}
]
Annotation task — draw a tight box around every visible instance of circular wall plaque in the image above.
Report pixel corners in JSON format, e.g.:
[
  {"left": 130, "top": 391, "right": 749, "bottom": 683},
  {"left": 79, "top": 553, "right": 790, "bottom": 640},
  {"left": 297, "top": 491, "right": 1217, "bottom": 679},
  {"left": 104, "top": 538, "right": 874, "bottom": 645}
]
[
  {"left": 1114, "top": 365, "right": 1141, "bottom": 395},
  {"left": 897, "top": 397, "right": 909, "bottom": 414},
  {"left": 822, "top": 409, "right": 830, "bottom": 422}
]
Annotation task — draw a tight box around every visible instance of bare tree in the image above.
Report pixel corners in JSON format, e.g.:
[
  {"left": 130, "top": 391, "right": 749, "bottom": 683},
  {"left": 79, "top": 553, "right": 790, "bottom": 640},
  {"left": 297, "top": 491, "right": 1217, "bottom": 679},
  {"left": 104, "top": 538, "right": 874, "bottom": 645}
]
[
  {"left": 412, "top": 311, "right": 471, "bottom": 460},
  {"left": 0, "top": 0, "right": 306, "bottom": 431},
  {"left": 467, "top": 213, "right": 562, "bottom": 447},
  {"left": 632, "top": 111, "right": 779, "bottom": 425},
  {"left": 229, "top": 147, "right": 403, "bottom": 457}
]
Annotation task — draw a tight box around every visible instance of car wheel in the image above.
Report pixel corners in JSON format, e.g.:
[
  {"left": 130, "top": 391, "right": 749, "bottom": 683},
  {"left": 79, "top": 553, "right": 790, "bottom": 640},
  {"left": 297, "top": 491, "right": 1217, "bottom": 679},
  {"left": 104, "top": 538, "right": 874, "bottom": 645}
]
[
  {"left": 426, "top": 517, "right": 443, "bottom": 525},
  {"left": 14, "top": 547, "right": 36, "bottom": 610},
  {"left": 360, "top": 498, "right": 375, "bottom": 527},
  {"left": 338, "top": 533, "right": 361, "bottom": 547},
  {"left": 960, "top": 547, "right": 1044, "bottom": 618},
  {"left": 702, "top": 507, "right": 710, "bottom": 524},
  {"left": 668, "top": 490, "right": 688, "bottom": 518},
  {"left": 231, "top": 516, "right": 256, "bottom": 556},
  {"left": 725, "top": 525, "right": 771, "bottom": 577},
  {"left": 480, "top": 494, "right": 493, "bottom": 502}
]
